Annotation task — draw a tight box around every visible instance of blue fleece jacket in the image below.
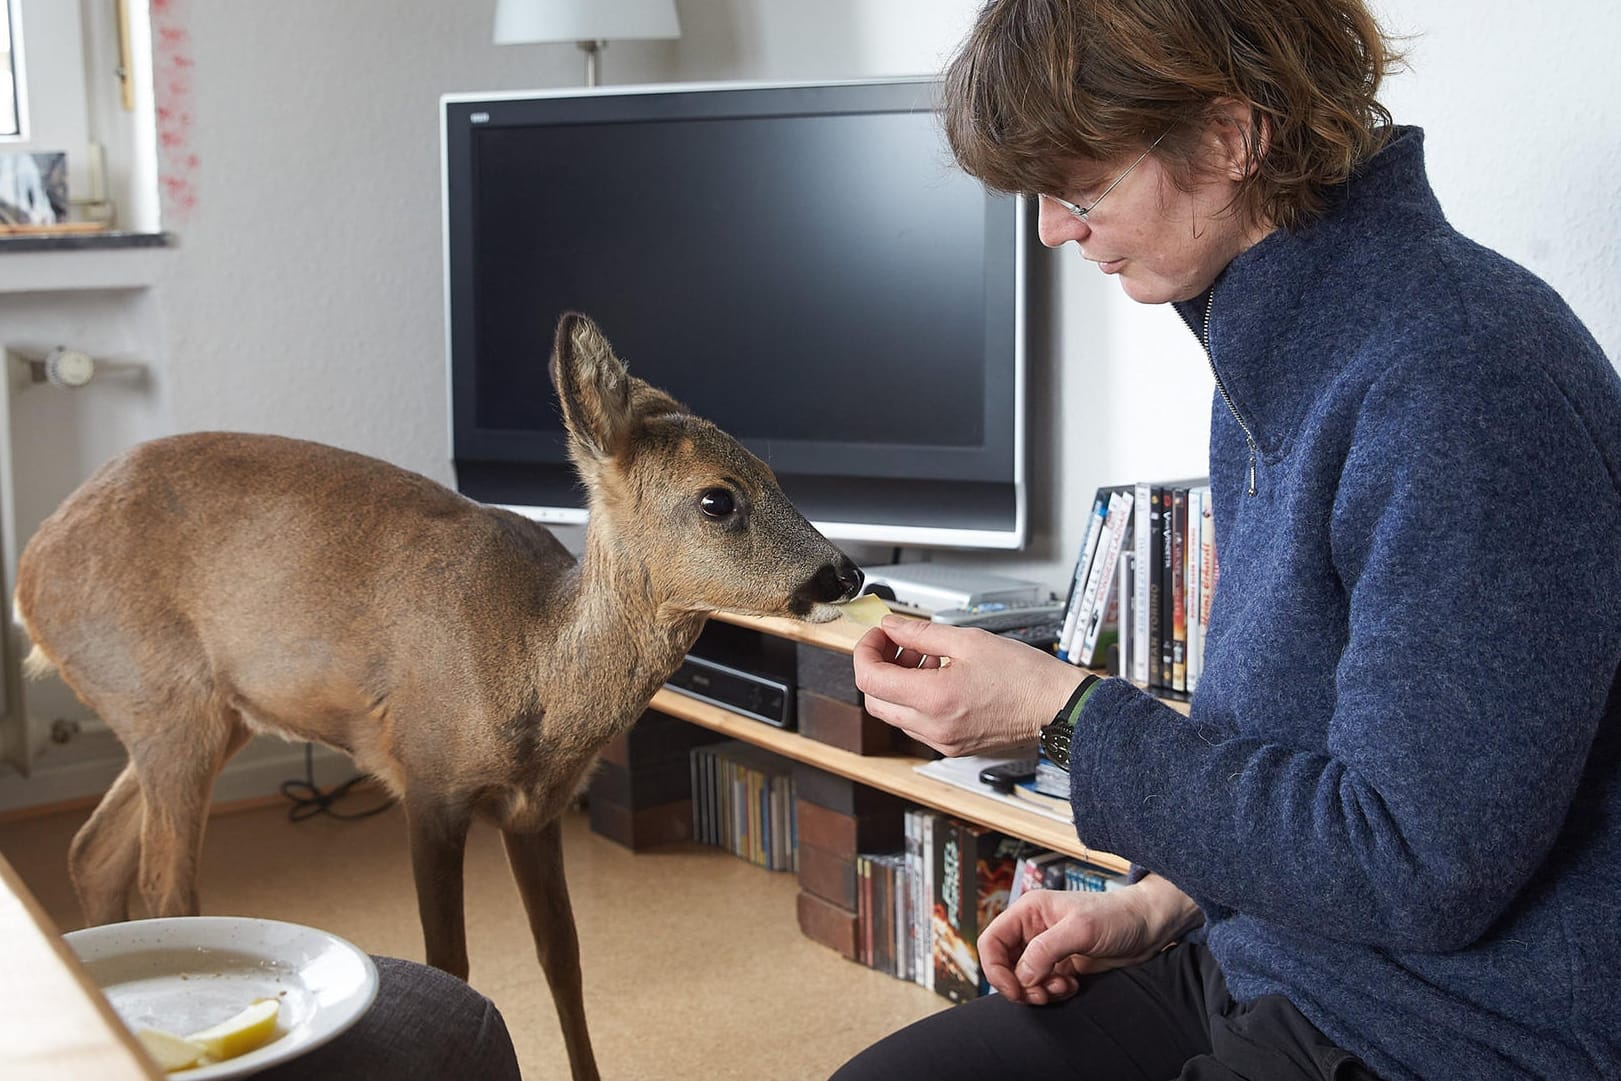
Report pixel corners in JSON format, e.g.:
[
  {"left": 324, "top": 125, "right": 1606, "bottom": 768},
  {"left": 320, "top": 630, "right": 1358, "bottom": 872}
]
[{"left": 1070, "top": 128, "right": 1621, "bottom": 1081}]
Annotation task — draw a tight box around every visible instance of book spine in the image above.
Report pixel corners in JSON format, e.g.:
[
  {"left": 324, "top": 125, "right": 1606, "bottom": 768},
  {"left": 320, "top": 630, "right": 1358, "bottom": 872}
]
[
  {"left": 1116, "top": 549, "right": 1133, "bottom": 679},
  {"left": 907, "top": 811, "right": 926, "bottom": 985},
  {"left": 1040, "top": 858, "right": 1068, "bottom": 891},
  {"left": 721, "top": 757, "right": 733, "bottom": 854},
  {"left": 1132, "top": 481, "right": 1153, "bottom": 685},
  {"left": 935, "top": 820, "right": 975, "bottom": 1002},
  {"left": 1155, "top": 487, "right": 1172, "bottom": 688},
  {"left": 920, "top": 813, "right": 936, "bottom": 990},
  {"left": 1186, "top": 486, "right": 1204, "bottom": 693},
  {"left": 708, "top": 752, "right": 719, "bottom": 850},
  {"left": 1057, "top": 495, "right": 1108, "bottom": 661},
  {"left": 754, "top": 763, "right": 765, "bottom": 866},
  {"left": 690, "top": 748, "right": 704, "bottom": 845},
  {"left": 789, "top": 776, "right": 799, "bottom": 872},
  {"left": 739, "top": 762, "right": 751, "bottom": 864},
  {"left": 1071, "top": 491, "right": 1126, "bottom": 665},
  {"left": 972, "top": 832, "right": 1020, "bottom": 997},
  {"left": 771, "top": 775, "right": 785, "bottom": 871},
  {"left": 1079, "top": 491, "right": 1134, "bottom": 666},
  {"left": 874, "top": 856, "right": 892, "bottom": 977},
  {"left": 858, "top": 854, "right": 872, "bottom": 968},
  {"left": 892, "top": 855, "right": 908, "bottom": 979},
  {"left": 1171, "top": 487, "right": 1188, "bottom": 693},
  {"left": 1197, "top": 486, "right": 1217, "bottom": 685}
]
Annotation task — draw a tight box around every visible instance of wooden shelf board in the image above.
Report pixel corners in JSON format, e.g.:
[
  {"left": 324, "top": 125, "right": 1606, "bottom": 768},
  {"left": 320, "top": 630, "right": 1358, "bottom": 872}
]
[
  {"left": 680, "top": 610, "right": 1193, "bottom": 874},
  {"left": 651, "top": 687, "right": 1129, "bottom": 874}
]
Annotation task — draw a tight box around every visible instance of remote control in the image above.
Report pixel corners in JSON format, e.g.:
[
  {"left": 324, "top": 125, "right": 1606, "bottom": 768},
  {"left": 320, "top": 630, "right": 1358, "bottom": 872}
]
[
  {"left": 978, "top": 757, "right": 1040, "bottom": 794},
  {"left": 931, "top": 600, "right": 1066, "bottom": 631},
  {"left": 999, "top": 620, "right": 1064, "bottom": 649}
]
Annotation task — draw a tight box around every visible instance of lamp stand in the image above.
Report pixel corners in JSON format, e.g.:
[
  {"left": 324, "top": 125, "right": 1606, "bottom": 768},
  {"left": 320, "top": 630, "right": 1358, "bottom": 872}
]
[{"left": 576, "top": 40, "right": 606, "bottom": 87}]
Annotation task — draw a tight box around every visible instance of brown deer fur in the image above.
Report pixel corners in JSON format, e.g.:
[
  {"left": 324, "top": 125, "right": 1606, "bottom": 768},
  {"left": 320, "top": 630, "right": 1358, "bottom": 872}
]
[{"left": 13, "top": 312, "right": 862, "bottom": 1081}]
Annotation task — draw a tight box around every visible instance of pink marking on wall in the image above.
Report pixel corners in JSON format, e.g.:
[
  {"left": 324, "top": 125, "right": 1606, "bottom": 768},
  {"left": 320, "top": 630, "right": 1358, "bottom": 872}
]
[{"left": 152, "top": 0, "right": 198, "bottom": 219}]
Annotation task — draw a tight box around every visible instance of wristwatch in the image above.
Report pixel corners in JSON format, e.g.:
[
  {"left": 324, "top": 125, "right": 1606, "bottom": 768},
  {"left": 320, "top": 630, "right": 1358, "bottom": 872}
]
[{"left": 1039, "top": 674, "right": 1099, "bottom": 771}]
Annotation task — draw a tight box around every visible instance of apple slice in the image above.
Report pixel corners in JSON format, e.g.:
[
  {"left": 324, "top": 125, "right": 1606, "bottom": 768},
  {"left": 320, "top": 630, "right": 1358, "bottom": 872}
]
[
  {"left": 134, "top": 1027, "right": 207, "bottom": 1072},
  {"left": 186, "top": 997, "right": 281, "bottom": 1062},
  {"left": 839, "top": 593, "right": 892, "bottom": 626}
]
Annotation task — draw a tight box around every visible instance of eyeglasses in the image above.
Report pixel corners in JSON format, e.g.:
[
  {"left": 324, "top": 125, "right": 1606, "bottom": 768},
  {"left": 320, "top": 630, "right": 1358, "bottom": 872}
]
[{"left": 1041, "top": 131, "right": 1168, "bottom": 223}]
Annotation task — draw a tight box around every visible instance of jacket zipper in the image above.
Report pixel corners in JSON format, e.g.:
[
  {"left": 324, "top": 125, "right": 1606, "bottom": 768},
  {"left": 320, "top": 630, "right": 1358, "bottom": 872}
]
[{"left": 1191, "top": 289, "right": 1260, "bottom": 496}]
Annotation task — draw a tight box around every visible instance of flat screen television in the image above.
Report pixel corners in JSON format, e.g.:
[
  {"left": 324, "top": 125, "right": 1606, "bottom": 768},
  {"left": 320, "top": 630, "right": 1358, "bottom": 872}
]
[{"left": 441, "top": 77, "right": 1029, "bottom": 550}]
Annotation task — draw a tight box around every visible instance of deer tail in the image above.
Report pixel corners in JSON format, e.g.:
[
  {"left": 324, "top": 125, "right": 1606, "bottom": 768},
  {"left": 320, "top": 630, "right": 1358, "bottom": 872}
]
[
  {"left": 23, "top": 643, "right": 56, "bottom": 679},
  {"left": 12, "top": 597, "right": 56, "bottom": 678}
]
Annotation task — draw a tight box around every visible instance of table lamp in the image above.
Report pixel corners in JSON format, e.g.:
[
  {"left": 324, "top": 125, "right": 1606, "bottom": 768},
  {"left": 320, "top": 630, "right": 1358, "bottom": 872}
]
[{"left": 493, "top": 0, "right": 682, "bottom": 87}]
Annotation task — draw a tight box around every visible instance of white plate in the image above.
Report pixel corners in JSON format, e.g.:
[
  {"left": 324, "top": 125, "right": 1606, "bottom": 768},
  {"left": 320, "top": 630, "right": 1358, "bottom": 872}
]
[{"left": 65, "top": 916, "right": 379, "bottom": 1079}]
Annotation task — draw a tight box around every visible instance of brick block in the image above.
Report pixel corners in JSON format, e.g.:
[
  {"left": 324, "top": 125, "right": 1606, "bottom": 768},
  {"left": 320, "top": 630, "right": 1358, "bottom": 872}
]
[
  {"left": 600, "top": 709, "right": 724, "bottom": 769},
  {"left": 797, "top": 841, "right": 859, "bottom": 909},
  {"left": 796, "top": 889, "right": 859, "bottom": 961},
  {"left": 795, "top": 643, "right": 860, "bottom": 704},
  {"left": 587, "top": 797, "right": 693, "bottom": 851},
  {"left": 796, "top": 798, "right": 905, "bottom": 856},
  {"left": 588, "top": 758, "right": 694, "bottom": 810},
  {"left": 798, "top": 689, "right": 894, "bottom": 755},
  {"left": 793, "top": 763, "right": 908, "bottom": 817}
]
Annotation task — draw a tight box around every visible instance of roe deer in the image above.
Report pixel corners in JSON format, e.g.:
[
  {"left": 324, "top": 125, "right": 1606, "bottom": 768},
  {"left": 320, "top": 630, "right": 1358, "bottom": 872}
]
[{"left": 13, "top": 312, "right": 862, "bottom": 1081}]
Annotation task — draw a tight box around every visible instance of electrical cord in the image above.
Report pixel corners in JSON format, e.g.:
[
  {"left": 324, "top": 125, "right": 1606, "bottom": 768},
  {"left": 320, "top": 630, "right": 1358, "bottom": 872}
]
[{"left": 279, "top": 743, "right": 395, "bottom": 822}]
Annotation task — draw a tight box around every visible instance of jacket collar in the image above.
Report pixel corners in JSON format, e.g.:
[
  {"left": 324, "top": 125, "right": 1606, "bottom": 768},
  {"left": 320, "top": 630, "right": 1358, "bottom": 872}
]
[{"left": 1171, "top": 126, "right": 1448, "bottom": 457}]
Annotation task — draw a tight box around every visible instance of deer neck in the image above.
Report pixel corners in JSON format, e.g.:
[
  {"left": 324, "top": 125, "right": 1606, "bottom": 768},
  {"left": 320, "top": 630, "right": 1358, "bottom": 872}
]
[{"left": 546, "top": 528, "right": 709, "bottom": 728}]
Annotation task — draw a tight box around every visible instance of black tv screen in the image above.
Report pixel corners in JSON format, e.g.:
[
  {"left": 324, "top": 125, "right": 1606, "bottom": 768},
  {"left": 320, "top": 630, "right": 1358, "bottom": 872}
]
[{"left": 442, "top": 78, "right": 1029, "bottom": 549}]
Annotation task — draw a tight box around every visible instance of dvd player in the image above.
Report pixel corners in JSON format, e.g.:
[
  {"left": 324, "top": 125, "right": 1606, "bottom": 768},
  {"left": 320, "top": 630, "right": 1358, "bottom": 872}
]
[
  {"left": 859, "top": 562, "right": 1045, "bottom": 613},
  {"left": 662, "top": 619, "right": 798, "bottom": 728},
  {"left": 663, "top": 653, "right": 794, "bottom": 728}
]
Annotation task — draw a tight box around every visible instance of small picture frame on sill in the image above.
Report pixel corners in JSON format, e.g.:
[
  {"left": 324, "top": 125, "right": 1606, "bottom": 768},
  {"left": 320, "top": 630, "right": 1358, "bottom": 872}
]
[{"left": 0, "top": 150, "right": 68, "bottom": 228}]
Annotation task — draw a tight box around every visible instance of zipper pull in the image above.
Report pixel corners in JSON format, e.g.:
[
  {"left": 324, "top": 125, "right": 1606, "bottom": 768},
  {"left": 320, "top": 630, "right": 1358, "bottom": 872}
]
[{"left": 1247, "top": 450, "right": 1257, "bottom": 496}]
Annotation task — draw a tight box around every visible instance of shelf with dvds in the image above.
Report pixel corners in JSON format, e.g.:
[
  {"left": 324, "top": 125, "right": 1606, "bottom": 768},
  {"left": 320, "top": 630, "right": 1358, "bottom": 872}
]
[
  {"left": 645, "top": 609, "right": 1196, "bottom": 876},
  {"left": 1056, "top": 479, "right": 1217, "bottom": 700},
  {"left": 618, "top": 608, "right": 1205, "bottom": 1001}
]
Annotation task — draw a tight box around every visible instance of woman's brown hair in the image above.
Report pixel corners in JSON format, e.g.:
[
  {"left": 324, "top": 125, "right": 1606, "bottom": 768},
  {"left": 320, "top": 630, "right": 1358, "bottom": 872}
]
[{"left": 941, "top": 0, "right": 1404, "bottom": 230}]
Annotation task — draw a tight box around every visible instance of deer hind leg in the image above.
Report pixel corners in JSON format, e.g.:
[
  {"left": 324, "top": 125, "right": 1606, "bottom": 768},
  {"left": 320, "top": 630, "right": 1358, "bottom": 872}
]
[
  {"left": 405, "top": 788, "right": 473, "bottom": 980},
  {"left": 130, "top": 707, "right": 253, "bottom": 918},
  {"left": 503, "top": 819, "right": 599, "bottom": 1081},
  {"left": 69, "top": 761, "right": 145, "bottom": 926}
]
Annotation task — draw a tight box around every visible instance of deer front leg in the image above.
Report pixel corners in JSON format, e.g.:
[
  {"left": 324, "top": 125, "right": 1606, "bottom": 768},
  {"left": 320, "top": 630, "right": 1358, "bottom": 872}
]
[
  {"left": 405, "top": 790, "right": 473, "bottom": 980},
  {"left": 503, "top": 819, "right": 600, "bottom": 1081}
]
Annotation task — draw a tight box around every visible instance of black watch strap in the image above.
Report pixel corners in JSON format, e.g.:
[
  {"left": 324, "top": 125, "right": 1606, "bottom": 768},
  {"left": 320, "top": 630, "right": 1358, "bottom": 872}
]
[{"left": 1040, "top": 674, "right": 1099, "bottom": 771}]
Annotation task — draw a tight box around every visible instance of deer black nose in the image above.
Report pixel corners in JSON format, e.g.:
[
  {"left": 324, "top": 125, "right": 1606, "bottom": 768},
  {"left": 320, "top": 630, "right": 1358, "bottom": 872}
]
[
  {"left": 803, "top": 557, "right": 863, "bottom": 604},
  {"left": 836, "top": 560, "right": 864, "bottom": 599}
]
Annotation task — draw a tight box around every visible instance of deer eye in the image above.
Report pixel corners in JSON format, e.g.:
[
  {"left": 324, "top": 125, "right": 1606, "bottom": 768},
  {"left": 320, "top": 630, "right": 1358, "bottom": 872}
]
[{"left": 699, "top": 488, "right": 736, "bottom": 519}]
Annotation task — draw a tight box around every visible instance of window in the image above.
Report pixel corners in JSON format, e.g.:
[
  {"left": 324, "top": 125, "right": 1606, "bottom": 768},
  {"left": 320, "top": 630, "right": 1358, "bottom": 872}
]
[{"left": 1, "top": 0, "right": 18, "bottom": 137}]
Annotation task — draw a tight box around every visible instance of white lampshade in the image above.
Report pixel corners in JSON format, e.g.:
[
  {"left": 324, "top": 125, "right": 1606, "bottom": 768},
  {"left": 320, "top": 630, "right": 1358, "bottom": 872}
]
[{"left": 494, "top": 0, "right": 681, "bottom": 45}]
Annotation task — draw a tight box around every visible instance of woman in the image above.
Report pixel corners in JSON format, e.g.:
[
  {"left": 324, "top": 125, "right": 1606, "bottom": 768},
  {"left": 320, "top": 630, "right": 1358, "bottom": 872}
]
[{"left": 837, "top": 2, "right": 1621, "bottom": 1079}]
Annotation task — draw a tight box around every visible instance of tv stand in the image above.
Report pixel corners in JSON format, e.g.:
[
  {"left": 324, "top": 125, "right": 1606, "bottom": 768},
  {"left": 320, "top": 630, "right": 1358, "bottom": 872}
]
[{"left": 642, "top": 609, "right": 1173, "bottom": 872}]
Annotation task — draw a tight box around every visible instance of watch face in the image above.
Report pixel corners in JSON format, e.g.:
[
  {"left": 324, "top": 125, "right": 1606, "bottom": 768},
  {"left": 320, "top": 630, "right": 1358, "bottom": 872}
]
[{"left": 1040, "top": 723, "right": 1071, "bottom": 770}]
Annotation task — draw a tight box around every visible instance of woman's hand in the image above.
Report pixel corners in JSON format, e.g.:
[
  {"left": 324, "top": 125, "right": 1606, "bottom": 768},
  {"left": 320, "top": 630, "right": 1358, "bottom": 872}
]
[
  {"left": 851, "top": 614, "right": 1085, "bottom": 756},
  {"left": 978, "top": 874, "right": 1203, "bottom": 1004}
]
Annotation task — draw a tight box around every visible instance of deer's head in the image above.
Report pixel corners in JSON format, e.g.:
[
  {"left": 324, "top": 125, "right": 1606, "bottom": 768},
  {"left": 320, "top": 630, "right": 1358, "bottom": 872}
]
[{"left": 550, "top": 313, "right": 862, "bottom": 622}]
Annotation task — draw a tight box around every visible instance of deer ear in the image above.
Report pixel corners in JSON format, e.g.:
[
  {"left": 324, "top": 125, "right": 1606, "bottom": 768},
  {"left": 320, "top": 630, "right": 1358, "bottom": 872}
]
[{"left": 550, "top": 312, "right": 633, "bottom": 460}]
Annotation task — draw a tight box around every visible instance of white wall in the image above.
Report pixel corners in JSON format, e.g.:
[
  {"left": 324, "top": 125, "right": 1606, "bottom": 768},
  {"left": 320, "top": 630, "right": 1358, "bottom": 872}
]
[
  {"left": 660, "top": 0, "right": 1621, "bottom": 590},
  {"left": 153, "top": 1, "right": 678, "bottom": 479},
  {"left": 3, "top": 0, "right": 1616, "bottom": 805},
  {"left": 684, "top": 0, "right": 1621, "bottom": 586},
  {"left": 0, "top": 0, "right": 681, "bottom": 805}
]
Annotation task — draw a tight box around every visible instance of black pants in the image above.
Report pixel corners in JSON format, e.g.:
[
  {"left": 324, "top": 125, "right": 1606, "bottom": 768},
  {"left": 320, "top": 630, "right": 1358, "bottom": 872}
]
[{"left": 830, "top": 942, "right": 1377, "bottom": 1081}]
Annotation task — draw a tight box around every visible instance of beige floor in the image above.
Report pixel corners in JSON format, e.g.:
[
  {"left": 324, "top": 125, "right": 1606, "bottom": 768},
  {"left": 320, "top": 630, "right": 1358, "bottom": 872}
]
[{"left": 0, "top": 796, "right": 945, "bottom": 1081}]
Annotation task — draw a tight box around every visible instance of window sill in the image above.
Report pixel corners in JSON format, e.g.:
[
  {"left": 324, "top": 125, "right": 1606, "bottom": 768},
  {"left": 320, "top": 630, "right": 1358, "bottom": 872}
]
[{"left": 0, "top": 232, "right": 176, "bottom": 293}]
